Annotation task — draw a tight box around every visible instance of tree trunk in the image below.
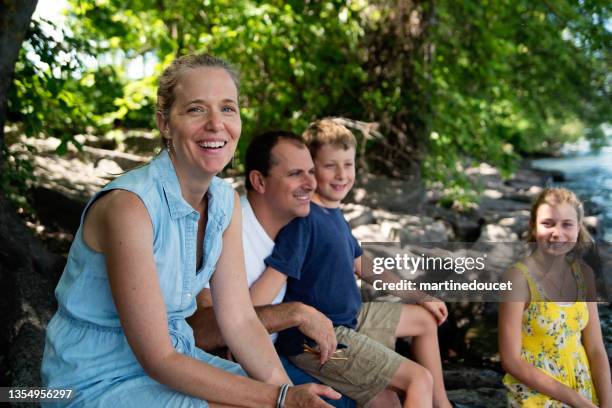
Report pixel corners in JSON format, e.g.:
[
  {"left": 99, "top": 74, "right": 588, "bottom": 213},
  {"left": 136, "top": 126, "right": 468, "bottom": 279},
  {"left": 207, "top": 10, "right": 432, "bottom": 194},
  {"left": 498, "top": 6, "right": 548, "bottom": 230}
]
[
  {"left": 0, "top": 0, "right": 38, "bottom": 168},
  {"left": 361, "top": 0, "right": 434, "bottom": 179},
  {"left": 0, "top": 0, "right": 64, "bottom": 389}
]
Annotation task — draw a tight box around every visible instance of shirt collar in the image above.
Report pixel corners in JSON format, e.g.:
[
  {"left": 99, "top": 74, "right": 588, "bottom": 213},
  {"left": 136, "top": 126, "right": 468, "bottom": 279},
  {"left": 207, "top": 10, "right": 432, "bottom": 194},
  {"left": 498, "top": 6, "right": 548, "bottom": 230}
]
[{"left": 154, "top": 149, "right": 197, "bottom": 219}]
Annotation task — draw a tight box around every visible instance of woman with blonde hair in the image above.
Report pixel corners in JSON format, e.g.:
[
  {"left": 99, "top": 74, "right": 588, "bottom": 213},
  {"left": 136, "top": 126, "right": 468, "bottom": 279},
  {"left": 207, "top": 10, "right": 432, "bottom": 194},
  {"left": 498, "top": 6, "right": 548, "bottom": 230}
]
[{"left": 41, "top": 53, "right": 339, "bottom": 407}]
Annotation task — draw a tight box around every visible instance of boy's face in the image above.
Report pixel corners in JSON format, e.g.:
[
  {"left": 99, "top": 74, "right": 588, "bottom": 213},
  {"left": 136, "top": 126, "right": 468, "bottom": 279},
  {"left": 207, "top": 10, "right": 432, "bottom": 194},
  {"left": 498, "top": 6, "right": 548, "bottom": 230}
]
[{"left": 313, "top": 144, "right": 355, "bottom": 208}]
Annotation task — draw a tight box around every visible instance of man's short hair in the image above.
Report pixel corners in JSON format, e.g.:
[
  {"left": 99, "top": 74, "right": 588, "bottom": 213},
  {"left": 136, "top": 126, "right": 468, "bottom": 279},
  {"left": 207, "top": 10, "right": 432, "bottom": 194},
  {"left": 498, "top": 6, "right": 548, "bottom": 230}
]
[
  {"left": 244, "top": 130, "right": 306, "bottom": 191},
  {"left": 302, "top": 118, "right": 357, "bottom": 159}
]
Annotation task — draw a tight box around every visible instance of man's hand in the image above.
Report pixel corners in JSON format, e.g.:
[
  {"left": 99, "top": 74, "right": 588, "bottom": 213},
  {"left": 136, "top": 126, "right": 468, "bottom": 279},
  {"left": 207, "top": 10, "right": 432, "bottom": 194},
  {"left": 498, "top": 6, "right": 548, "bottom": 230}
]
[
  {"left": 285, "top": 383, "right": 341, "bottom": 408},
  {"left": 297, "top": 304, "right": 337, "bottom": 364},
  {"left": 418, "top": 296, "right": 448, "bottom": 325}
]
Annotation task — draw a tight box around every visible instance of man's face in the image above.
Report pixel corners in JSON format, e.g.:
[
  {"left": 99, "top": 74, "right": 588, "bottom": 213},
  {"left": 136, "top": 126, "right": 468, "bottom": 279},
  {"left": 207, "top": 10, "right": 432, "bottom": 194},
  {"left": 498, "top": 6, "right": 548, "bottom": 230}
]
[{"left": 263, "top": 139, "right": 316, "bottom": 222}]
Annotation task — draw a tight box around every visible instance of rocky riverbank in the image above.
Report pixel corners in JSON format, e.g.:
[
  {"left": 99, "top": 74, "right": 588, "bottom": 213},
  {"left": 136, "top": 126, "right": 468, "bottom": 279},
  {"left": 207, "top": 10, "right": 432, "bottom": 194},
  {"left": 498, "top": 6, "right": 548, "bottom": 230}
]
[{"left": 1, "top": 135, "right": 610, "bottom": 407}]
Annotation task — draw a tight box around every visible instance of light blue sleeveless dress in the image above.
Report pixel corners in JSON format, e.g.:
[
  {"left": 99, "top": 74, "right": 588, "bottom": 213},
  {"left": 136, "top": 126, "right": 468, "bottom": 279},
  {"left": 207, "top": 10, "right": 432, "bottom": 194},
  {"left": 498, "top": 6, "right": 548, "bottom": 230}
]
[{"left": 41, "top": 149, "right": 245, "bottom": 407}]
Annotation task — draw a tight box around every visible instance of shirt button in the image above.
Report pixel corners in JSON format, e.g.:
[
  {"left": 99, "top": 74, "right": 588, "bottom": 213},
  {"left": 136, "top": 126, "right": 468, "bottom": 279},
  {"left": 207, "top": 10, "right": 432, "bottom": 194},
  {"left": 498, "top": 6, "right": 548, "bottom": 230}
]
[{"left": 186, "top": 293, "right": 192, "bottom": 298}]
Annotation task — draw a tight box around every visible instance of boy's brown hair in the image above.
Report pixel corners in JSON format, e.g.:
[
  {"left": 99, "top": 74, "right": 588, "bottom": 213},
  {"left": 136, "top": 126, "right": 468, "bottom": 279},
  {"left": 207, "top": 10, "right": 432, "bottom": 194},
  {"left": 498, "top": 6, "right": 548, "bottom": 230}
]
[{"left": 302, "top": 118, "right": 357, "bottom": 159}]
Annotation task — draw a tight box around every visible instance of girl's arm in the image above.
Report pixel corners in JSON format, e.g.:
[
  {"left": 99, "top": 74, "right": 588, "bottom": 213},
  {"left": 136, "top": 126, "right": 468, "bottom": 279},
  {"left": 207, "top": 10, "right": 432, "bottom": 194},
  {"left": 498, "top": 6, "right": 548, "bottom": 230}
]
[
  {"left": 581, "top": 264, "right": 612, "bottom": 408},
  {"left": 94, "top": 190, "right": 281, "bottom": 407},
  {"left": 499, "top": 268, "right": 597, "bottom": 408}
]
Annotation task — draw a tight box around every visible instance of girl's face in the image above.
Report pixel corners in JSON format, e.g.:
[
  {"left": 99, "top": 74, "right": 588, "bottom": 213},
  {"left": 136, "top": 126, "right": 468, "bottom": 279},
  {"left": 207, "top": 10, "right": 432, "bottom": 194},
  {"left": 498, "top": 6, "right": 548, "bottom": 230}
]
[{"left": 534, "top": 202, "right": 579, "bottom": 256}]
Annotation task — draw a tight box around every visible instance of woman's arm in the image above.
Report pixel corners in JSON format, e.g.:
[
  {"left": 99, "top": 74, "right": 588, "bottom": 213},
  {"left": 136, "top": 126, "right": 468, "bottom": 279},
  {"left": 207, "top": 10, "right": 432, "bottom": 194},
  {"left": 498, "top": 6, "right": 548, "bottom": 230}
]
[
  {"left": 581, "top": 264, "right": 612, "bottom": 408},
  {"left": 498, "top": 269, "right": 596, "bottom": 408},
  {"left": 191, "top": 287, "right": 337, "bottom": 364},
  {"left": 94, "top": 190, "right": 281, "bottom": 407},
  {"left": 209, "top": 192, "right": 290, "bottom": 384}
]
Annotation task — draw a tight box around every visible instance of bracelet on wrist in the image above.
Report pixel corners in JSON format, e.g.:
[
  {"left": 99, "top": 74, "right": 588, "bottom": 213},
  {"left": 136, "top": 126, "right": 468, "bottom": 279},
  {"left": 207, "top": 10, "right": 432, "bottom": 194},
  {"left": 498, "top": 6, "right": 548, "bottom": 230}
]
[{"left": 276, "top": 383, "right": 291, "bottom": 408}]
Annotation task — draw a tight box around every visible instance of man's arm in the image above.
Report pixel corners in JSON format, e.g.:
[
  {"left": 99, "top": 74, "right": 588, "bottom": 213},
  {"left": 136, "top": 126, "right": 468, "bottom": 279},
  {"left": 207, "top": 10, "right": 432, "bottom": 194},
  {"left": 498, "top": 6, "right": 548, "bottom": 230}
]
[{"left": 189, "top": 288, "right": 332, "bottom": 352}]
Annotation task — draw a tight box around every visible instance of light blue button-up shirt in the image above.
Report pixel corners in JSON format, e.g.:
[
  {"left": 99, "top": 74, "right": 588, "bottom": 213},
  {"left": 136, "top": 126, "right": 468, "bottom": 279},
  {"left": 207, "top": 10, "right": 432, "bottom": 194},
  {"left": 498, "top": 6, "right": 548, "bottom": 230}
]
[{"left": 42, "top": 149, "right": 242, "bottom": 407}]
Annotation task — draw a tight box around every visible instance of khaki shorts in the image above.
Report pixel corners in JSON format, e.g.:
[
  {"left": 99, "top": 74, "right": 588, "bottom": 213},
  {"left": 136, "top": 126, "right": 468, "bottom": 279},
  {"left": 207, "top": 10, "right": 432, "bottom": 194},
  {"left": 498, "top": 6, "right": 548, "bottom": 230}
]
[{"left": 289, "top": 302, "right": 404, "bottom": 407}]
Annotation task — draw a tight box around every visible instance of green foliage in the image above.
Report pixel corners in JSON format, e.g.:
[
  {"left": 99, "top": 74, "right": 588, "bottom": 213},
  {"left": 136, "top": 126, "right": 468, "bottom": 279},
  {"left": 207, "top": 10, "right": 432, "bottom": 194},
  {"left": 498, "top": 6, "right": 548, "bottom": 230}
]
[
  {"left": 0, "top": 143, "right": 35, "bottom": 210},
  {"left": 7, "top": 18, "right": 101, "bottom": 152},
  {"left": 425, "top": 0, "right": 611, "bottom": 189},
  {"left": 64, "top": 0, "right": 369, "bottom": 155},
  {"left": 7, "top": 0, "right": 610, "bottom": 208}
]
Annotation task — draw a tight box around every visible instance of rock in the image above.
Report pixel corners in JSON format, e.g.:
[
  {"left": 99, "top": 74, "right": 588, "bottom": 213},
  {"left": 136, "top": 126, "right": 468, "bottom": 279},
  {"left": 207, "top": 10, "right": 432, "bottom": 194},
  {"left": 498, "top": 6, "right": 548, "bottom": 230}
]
[
  {"left": 346, "top": 173, "right": 425, "bottom": 214},
  {"left": 497, "top": 214, "right": 529, "bottom": 238},
  {"left": 95, "top": 158, "right": 124, "bottom": 178},
  {"left": 584, "top": 215, "right": 603, "bottom": 241},
  {"left": 82, "top": 145, "right": 150, "bottom": 171},
  {"left": 382, "top": 219, "right": 451, "bottom": 243},
  {"left": 478, "top": 197, "right": 531, "bottom": 229},
  {"left": 223, "top": 175, "right": 246, "bottom": 196},
  {"left": 372, "top": 209, "right": 455, "bottom": 243},
  {"left": 477, "top": 224, "right": 519, "bottom": 242},
  {"left": 583, "top": 200, "right": 603, "bottom": 216},
  {"left": 342, "top": 204, "right": 374, "bottom": 228},
  {"left": 443, "top": 367, "right": 503, "bottom": 389},
  {"left": 123, "top": 131, "right": 160, "bottom": 155},
  {"left": 352, "top": 224, "right": 394, "bottom": 242},
  {"left": 446, "top": 388, "right": 506, "bottom": 408},
  {"left": 31, "top": 186, "right": 85, "bottom": 234},
  {"left": 427, "top": 206, "right": 483, "bottom": 242},
  {"left": 0, "top": 198, "right": 63, "bottom": 389}
]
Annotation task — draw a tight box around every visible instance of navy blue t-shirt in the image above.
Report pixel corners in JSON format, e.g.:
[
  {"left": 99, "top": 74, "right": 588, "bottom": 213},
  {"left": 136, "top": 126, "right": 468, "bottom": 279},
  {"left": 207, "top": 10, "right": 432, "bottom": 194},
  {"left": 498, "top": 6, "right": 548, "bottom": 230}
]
[{"left": 265, "top": 202, "right": 363, "bottom": 356}]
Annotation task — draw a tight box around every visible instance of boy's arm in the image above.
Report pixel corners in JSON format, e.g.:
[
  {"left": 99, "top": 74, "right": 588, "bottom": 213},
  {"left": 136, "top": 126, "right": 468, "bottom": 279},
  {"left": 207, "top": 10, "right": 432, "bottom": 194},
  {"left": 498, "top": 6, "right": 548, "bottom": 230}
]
[
  {"left": 356, "top": 254, "right": 448, "bottom": 324},
  {"left": 250, "top": 266, "right": 288, "bottom": 306},
  {"left": 189, "top": 288, "right": 336, "bottom": 358}
]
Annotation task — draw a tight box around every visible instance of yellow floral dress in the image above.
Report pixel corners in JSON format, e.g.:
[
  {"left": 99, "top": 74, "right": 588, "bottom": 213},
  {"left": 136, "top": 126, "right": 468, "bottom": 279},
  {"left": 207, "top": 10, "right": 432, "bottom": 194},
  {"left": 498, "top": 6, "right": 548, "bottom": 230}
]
[{"left": 503, "top": 262, "right": 598, "bottom": 407}]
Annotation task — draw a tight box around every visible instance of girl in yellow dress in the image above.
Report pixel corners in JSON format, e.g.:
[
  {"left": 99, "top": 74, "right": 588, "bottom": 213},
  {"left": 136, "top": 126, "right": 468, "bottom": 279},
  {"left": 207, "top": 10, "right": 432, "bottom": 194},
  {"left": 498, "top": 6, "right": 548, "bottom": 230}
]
[{"left": 499, "top": 188, "right": 612, "bottom": 407}]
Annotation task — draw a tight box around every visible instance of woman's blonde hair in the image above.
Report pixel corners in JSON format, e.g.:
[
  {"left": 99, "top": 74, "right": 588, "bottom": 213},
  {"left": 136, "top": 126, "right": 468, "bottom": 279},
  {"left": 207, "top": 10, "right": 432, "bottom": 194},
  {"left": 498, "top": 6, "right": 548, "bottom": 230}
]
[
  {"left": 527, "top": 187, "right": 593, "bottom": 245},
  {"left": 156, "top": 54, "right": 239, "bottom": 149}
]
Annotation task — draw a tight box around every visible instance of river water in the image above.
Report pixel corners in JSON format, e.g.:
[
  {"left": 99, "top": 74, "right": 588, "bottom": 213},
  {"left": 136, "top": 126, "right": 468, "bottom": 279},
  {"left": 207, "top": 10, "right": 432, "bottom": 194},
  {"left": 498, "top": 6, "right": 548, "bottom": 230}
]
[{"left": 531, "top": 142, "right": 612, "bottom": 242}]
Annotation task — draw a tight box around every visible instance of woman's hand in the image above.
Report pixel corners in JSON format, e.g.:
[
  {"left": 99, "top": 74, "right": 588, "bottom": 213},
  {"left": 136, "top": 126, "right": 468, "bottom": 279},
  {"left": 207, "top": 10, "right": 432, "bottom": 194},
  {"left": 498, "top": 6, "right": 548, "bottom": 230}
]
[
  {"left": 418, "top": 296, "right": 448, "bottom": 325},
  {"left": 285, "top": 383, "right": 341, "bottom": 407}
]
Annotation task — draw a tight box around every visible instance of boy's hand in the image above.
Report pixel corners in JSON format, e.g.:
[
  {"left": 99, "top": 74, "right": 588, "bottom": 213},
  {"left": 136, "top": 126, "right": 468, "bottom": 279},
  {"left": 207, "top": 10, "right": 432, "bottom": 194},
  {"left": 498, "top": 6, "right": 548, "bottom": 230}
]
[
  {"left": 418, "top": 296, "right": 448, "bottom": 325},
  {"left": 297, "top": 304, "right": 337, "bottom": 364}
]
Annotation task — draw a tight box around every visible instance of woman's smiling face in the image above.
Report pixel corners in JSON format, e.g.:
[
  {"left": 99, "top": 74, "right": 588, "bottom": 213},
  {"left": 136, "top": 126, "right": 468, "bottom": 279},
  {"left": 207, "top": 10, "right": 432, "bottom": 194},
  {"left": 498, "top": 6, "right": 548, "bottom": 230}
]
[{"left": 160, "top": 67, "right": 241, "bottom": 179}]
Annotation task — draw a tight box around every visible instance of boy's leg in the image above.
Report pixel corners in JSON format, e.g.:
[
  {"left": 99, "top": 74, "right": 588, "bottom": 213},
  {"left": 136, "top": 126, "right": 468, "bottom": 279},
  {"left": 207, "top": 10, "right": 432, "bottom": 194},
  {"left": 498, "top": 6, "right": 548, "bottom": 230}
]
[
  {"left": 356, "top": 302, "right": 451, "bottom": 408},
  {"left": 388, "top": 359, "right": 434, "bottom": 408},
  {"left": 395, "top": 304, "right": 452, "bottom": 408},
  {"left": 355, "top": 301, "right": 402, "bottom": 350},
  {"left": 289, "top": 327, "right": 425, "bottom": 407}
]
